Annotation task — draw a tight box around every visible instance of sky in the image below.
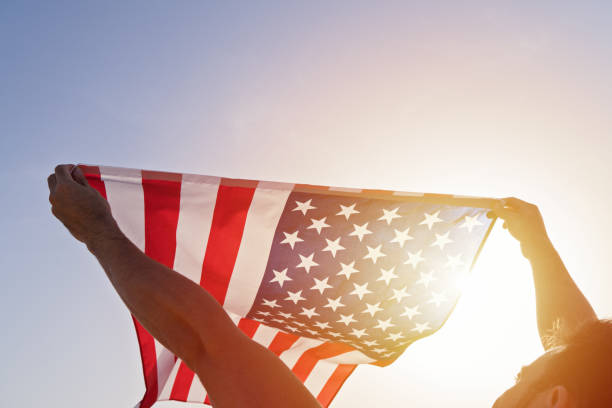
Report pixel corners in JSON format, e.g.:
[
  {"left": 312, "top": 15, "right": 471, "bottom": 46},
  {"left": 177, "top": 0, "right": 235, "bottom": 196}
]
[{"left": 1, "top": 1, "right": 611, "bottom": 407}]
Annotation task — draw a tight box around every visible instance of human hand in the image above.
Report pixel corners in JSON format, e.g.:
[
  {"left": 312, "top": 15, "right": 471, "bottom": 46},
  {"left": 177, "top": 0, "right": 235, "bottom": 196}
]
[
  {"left": 48, "top": 164, "right": 120, "bottom": 248},
  {"left": 487, "top": 197, "right": 554, "bottom": 261}
]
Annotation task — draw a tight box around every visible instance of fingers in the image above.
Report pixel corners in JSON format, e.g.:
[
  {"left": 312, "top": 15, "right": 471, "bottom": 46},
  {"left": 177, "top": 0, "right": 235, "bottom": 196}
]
[
  {"left": 487, "top": 201, "right": 520, "bottom": 223},
  {"left": 501, "top": 197, "right": 534, "bottom": 210},
  {"left": 55, "top": 164, "right": 75, "bottom": 184},
  {"left": 71, "top": 165, "right": 90, "bottom": 187},
  {"left": 47, "top": 174, "right": 57, "bottom": 192}
]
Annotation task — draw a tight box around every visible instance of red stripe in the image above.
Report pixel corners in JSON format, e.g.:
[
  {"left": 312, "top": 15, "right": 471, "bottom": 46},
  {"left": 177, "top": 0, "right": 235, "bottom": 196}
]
[
  {"left": 267, "top": 332, "right": 300, "bottom": 356},
  {"left": 199, "top": 184, "right": 255, "bottom": 304},
  {"left": 237, "top": 318, "right": 260, "bottom": 337},
  {"left": 292, "top": 342, "right": 355, "bottom": 382},
  {"left": 138, "top": 171, "right": 182, "bottom": 407},
  {"left": 142, "top": 171, "right": 182, "bottom": 267},
  {"left": 80, "top": 165, "right": 107, "bottom": 198},
  {"left": 316, "top": 364, "right": 356, "bottom": 408},
  {"left": 204, "top": 395, "right": 211, "bottom": 405},
  {"left": 169, "top": 362, "right": 196, "bottom": 402},
  {"left": 132, "top": 318, "right": 160, "bottom": 408}
]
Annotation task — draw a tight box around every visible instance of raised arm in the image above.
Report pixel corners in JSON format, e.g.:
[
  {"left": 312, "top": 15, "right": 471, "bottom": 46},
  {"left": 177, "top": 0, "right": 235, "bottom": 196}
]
[
  {"left": 488, "top": 197, "right": 597, "bottom": 349},
  {"left": 48, "top": 164, "right": 320, "bottom": 408}
]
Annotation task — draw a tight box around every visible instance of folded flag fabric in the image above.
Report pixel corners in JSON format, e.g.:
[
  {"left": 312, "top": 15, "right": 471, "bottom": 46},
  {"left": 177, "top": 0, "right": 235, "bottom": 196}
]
[{"left": 80, "top": 164, "right": 497, "bottom": 408}]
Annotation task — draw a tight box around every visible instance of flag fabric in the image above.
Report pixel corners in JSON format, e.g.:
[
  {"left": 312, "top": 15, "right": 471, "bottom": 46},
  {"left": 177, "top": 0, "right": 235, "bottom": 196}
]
[{"left": 80, "top": 164, "right": 497, "bottom": 408}]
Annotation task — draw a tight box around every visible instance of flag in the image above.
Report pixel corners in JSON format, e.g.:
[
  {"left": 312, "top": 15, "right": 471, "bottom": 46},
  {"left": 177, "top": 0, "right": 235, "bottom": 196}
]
[{"left": 80, "top": 164, "right": 497, "bottom": 408}]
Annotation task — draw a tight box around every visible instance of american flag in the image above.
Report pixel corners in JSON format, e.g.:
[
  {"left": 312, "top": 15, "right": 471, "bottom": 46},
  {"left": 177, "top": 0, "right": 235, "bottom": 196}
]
[{"left": 80, "top": 164, "right": 496, "bottom": 408}]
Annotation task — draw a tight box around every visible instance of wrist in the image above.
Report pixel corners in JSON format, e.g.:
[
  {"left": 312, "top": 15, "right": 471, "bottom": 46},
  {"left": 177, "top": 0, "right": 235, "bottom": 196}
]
[
  {"left": 86, "top": 217, "right": 127, "bottom": 255},
  {"left": 523, "top": 238, "right": 558, "bottom": 265}
]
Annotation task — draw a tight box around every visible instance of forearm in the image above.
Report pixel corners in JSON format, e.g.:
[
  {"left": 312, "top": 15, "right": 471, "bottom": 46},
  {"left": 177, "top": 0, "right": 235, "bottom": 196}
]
[
  {"left": 527, "top": 240, "right": 597, "bottom": 349},
  {"left": 87, "top": 225, "right": 237, "bottom": 369}
]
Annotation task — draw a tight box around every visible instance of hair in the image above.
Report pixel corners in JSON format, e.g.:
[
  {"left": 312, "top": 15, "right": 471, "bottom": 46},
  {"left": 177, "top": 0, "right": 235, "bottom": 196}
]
[{"left": 531, "top": 319, "right": 612, "bottom": 407}]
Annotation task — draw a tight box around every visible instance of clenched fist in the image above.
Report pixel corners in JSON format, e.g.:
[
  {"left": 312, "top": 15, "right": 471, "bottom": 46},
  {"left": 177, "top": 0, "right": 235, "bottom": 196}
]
[{"left": 48, "top": 164, "right": 120, "bottom": 249}]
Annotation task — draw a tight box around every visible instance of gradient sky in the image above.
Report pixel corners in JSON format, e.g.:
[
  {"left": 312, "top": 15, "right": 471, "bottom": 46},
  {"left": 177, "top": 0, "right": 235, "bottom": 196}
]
[{"left": 2, "top": 1, "right": 611, "bottom": 407}]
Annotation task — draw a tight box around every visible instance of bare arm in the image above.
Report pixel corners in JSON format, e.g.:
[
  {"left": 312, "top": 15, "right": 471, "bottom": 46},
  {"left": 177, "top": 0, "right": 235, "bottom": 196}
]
[
  {"left": 48, "top": 164, "right": 321, "bottom": 408},
  {"left": 489, "top": 197, "right": 597, "bottom": 349}
]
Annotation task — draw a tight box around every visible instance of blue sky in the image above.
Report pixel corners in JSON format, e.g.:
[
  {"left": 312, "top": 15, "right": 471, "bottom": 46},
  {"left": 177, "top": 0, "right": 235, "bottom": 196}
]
[{"left": 2, "top": 1, "right": 611, "bottom": 407}]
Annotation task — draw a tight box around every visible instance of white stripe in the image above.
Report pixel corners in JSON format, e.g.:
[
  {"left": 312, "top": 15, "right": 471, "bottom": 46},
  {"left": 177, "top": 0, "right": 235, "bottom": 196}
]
[
  {"left": 227, "top": 311, "right": 243, "bottom": 326},
  {"left": 100, "top": 167, "right": 174, "bottom": 398},
  {"left": 324, "top": 349, "right": 376, "bottom": 364},
  {"left": 173, "top": 176, "right": 220, "bottom": 283},
  {"left": 186, "top": 373, "right": 207, "bottom": 403},
  {"left": 303, "top": 359, "right": 339, "bottom": 397},
  {"left": 328, "top": 186, "right": 362, "bottom": 193},
  {"left": 392, "top": 191, "right": 424, "bottom": 197},
  {"left": 223, "top": 183, "right": 293, "bottom": 316},
  {"left": 251, "top": 324, "right": 280, "bottom": 347},
  {"left": 157, "top": 360, "right": 181, "bottom": 401},
  {"left": 101, "top": 166, "right": 145, "bottom": 251},
  {"left": 279, "top": 337, "right": 323, "bottom": 369}
]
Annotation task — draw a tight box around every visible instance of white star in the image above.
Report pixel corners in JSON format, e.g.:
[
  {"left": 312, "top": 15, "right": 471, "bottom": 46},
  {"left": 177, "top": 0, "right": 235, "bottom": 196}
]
[
  {"left": 350, "top": 282, "right": 372, "bottom": 300},
  {"left": 292, "top": 199, "right": 316, "bottom": 215},
  {"left": 314, "top": 321, "right": 331, "bottom": 330},
  {"left": 400, "top": 305, "right": 422, "bottom": 320},
  {"left": 305, "top": 329, "right": 319, "bottom": 336},
  {"left": 386, "top": 332, "right": 405, "bottom": 341},
  {"left": 428, "top": 291, "right": 448, "bottom": 307},
  {"left": 361, "top": 302, "right": 384, "bottom": 317},
  {"left": 389, "top": 286, "right": 410, "bottom": 303},
  {"left": 350, "top": 328, "right": 367, "bottom": 338},
  {"left": 404, "top": 249, "right": 425, "bottom": 269},
  {"left": 382, "top": 352, "right": 395, "bottom": 358},
  {"left": 373, "top": 347, "right": 388, "bottom": 354},
  {"left": 328, "top": 331, "right": 343, "bottom": 338},
  {"left": 262, "top": 299, "right": 280, "bottom": 308},
  {"left": 278, "top": 311, "right": 293, "bottom": 319},
  {"left": 445, "top": 253, "right": 465, "bottom": 271},
  {"left": 300, "top": 306, "right": 320, "bottom": 319},
  {"left": 377, "top": 266, "right": 399, "bottom": 286},
  {"left": 363, "top": 339, "right": 379, "bottom": 347},
  {"left": 411, "top": 321, "right": 432, "bottom": 334},
  {"left": 280, "top": 231, "right": 303, "bottom": 249},
  {"left": 322, "top": 237, "right": 345, "bottom": 258},
  {"left": 307, "top": 217, "right": 330, "bottom": 234},
  {"left": 269, "top": 268, "right": 292, "bottom": 287},
  {"left": 284, "top": 290, "right": 306, "bottom": 304},
  {"left": 256, "top": 311, "right": 271, "bottom": 316},
  {"left": 337, "top": 261, "right": 359, "bottom": 280},
  {"left": 311, "top": 277, "right": 333, "bottom": 295},
  {"left": 337, "top": 203, "right": 360, "bottom": 220},
  {"left": 296, "top": 253, "right": 318, "bottom": 273},
  {"left": 390, "top": 227, "right": 413, "bottom": 248},
  {"left": 416, "top": 270, "right": 438, "bottom": 288},
  {"left": 324, "top": 296, "right": 345, "bottom": 312},
  {"left": 378, "top": 207, "right": 401, "bottom": 225},
  {"left": 374, "top": 318, "right": 395, "bottom": 332},
  {"left": 460, "top": 215, "right": 484, "bottom": 233},
  {"left": 293, "top": 321, "right": 306, "bottom": 327},
  {"left": 364, "top": 244, "right": 386, "bottom": 264},
  {"left": 271, "top": 318, "right": 284, "bottom": 323},
  {"left": 337, "top": 314, "right": 357, "bottom": 326},
  {"left": 285, "top": 326, "right": 299, "bottom": 332},
  {"left": 252, "top": 318, "right": 265, "bottom": 323},
  {"left": 349, "top": 222, "right": 372, "bottom": 242},
  {"left": 419, "top": 210, "right": 443, "bottom": 230},
  {"left": 431, "top": 231, "right": 453, "bottom": 250}
]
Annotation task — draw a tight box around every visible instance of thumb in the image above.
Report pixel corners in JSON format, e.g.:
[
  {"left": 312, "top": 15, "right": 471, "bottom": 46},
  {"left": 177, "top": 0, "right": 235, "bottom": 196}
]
[{"left": 71, "top": 165, "right": 90, "bottom": 187}]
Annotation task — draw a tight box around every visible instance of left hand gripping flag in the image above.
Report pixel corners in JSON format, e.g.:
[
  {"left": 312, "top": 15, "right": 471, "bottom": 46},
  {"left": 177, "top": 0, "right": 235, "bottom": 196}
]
[{"left": 80, "top": 164, "right": 497, "bottom": 408}]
